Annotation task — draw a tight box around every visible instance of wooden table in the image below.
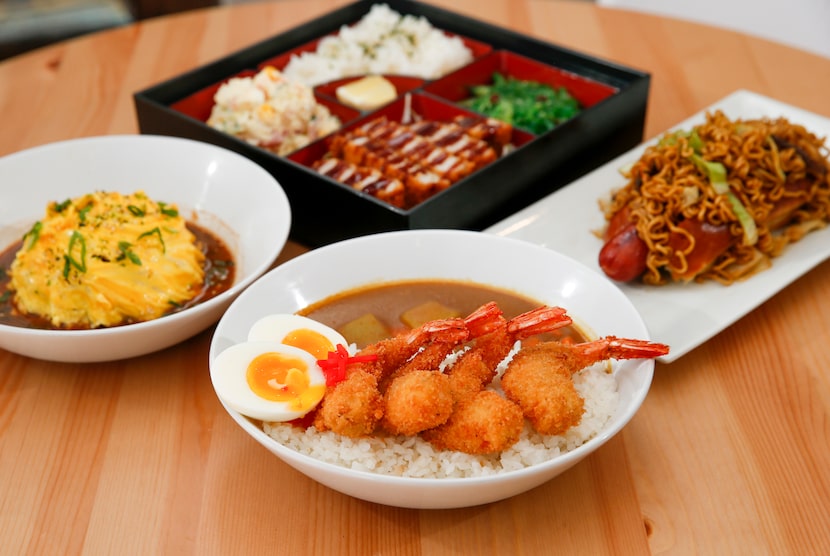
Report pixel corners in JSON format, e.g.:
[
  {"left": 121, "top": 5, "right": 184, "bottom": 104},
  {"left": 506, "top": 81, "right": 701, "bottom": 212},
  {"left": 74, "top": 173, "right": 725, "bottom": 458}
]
[{"left": 2, "top": 1, "right": 829, "bottom": 553}]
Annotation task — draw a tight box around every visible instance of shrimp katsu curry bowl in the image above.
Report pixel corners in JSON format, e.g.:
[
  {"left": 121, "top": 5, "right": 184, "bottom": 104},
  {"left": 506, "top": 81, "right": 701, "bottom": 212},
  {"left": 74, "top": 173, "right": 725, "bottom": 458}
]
[
  {"left": 0, "top": 135, "right": 291, "bottom": 362},
  {"left": 209, "top": 230, "right": 668, "bottom": 508}
]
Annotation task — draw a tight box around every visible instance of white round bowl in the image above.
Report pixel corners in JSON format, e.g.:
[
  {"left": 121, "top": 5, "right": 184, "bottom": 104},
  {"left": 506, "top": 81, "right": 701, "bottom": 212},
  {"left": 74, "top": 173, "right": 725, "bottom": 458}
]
[
  {"left": 0, "top": 135, "right": 291, "bottom": 362},
  {"left": 210, "top": 229, "right": 656, "bottom": 509}
]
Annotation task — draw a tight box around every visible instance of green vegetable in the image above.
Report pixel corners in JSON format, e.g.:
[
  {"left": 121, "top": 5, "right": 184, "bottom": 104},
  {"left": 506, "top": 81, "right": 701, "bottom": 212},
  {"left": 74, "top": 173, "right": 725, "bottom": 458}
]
[
  {"left": 54, "top": 199, "right": 72, "bottom": 213},
  {"left": 658, "top": 129, "right": 704, "bottom": 152},
  {"left": 459, "top": 72, "right": 582, "bottom": 134},
  {"left": 138, "top": 226, "right": 165, "bottom": 253},
  {"left": 22, "top": 221, "right": 42, "bottom": 250},
  {"left": 78, "top": 203, "right": 93, "bottom": 223},
  {"left": 726, "top": 194, "right": 759, "bottom": 246},
  {"left": 690, "top": 153, "right": 758, "bottom": 246},
  {"left": 117, "top": 241, "right": 142, "bottom": 266},
  {"left": 158, "top": 202, "right": 178, "bottom": 218},
  {"left": 656, "top": 128, "right": 759, "bottom": 247},
  {"left": 766, "top": 136, "right": 787, "bottom": 181},
  {"left": 63, "top": 230, "right": 87, "bottom": 278},
  {"left": 688, "top": 129, "right": 705, "bottom": 153}
]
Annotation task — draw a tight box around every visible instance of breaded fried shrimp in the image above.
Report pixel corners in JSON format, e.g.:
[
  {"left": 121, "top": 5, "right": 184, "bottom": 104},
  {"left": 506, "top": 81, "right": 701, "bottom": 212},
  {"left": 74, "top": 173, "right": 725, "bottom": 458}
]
[
  {"left": 502, "top": 337, "right": 669, "bottom": 435},
  {"left": 379, "top": 304, "right": 506, "bottom": 435},
  {"left": 445, "top": 350, "right": 494, "bottom": 402},
  {"left": 501, "top": 348, "right": 585, "bottom": 435},
  {"left": 313, "top": 370, "right": 384, "bottom": 437},
  {"left": 446, "top": 305, "right": 573, "bottom": 401},
  {"left": 359, "top": 317, "right": 469, "bottom": 381},
  {"left": 417, "top": 305, "right": 575, "bottom": 453},
  {"left": 382, "top": 302, "right": 505, "bottom": 390},
  {"left": 421, "top": 391, "right": 524, "bottom": 454},
  {"left": 381, "top": 371, "right": 453, "bottom": 436},
  {"left": 315, "top": 317, "right": 468, "bottom": 436}
]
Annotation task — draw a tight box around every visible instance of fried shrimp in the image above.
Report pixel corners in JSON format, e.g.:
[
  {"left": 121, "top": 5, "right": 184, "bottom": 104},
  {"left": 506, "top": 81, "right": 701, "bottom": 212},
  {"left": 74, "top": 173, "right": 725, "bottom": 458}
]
[
  {"left": 446, "top": 305, "right": 572, "bottom": 401},
  {"left": 313, "top": 370, "right": 384, "bottom": 437},
  {"left": 380, "top": 303, "right": 506, "bottom": 435},
  {"left": 310, "top": 300, "right": 670, "bottom": 457},
  {"left": 314, "top": 318, "right": 468, "bottom": 436},
  {"left": 379, "top": 305, "right": 569, "bottom": 444},
  {"left": 501, "top": 337, "right": 669, "bottom": 435},
  {"left": 381, "top": 371, "right": 454, "bottom": 436},
  {"left": 419, "top": 306, "right": 573, "bottom": 454},
  {"left": 420, "top": 391, "right": 524, "bottom": 455},
  {"left": 381, "top": 302, "right": 504, "bottom": 389},
  {"left": 360, "top": 318, "right": 470, "bottom": 381}
]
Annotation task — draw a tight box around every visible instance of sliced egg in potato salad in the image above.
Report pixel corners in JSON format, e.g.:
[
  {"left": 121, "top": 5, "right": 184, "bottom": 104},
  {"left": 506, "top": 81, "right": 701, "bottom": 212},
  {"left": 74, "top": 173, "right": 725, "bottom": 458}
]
[{"left": 212, "top": 314, "right": 348, "bottom": 422}]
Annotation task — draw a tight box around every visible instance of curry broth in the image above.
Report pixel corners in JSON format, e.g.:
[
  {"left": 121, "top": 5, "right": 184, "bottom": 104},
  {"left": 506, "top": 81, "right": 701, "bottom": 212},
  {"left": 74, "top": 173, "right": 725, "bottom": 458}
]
[{"left": 300, "top": 279, "right": 587, "bottom": 347}]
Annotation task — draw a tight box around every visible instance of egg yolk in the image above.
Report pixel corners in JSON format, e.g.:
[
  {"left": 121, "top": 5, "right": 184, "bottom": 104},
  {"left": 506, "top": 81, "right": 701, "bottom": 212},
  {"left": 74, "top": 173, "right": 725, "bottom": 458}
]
[
  {"left": 246, "top": 352, "right": 325, "bottom": 411},
  {"left": 281, "top": 328, "right": 336, "bottom": 360}
]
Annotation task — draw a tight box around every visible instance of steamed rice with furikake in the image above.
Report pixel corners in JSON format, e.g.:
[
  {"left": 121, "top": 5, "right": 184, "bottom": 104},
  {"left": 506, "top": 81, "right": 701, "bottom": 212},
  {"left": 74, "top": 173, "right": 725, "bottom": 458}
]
[
  {"left": 263, "top": 361, "right": 618, "bottom": 478},
  {"left": 282, "top": 4, "right": 475, "bottom": 87}
]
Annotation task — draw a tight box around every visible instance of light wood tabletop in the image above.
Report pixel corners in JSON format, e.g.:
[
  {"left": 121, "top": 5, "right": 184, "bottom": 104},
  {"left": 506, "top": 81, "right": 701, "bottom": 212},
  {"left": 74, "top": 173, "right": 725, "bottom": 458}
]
[{"left": 2, "top": 1, "right": 830, "bottom": 554}]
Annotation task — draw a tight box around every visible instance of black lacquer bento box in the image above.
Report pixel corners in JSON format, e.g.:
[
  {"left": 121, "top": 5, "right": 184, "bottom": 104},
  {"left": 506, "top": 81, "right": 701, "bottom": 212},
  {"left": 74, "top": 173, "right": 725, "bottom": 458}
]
[{"left": 133, "top": 0, "right": 650, "bottom": 247}]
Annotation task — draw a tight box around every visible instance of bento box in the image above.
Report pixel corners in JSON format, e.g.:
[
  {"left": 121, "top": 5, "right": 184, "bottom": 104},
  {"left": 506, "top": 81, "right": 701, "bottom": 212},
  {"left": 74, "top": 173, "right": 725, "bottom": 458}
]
[{"left": 133, "top": 0, "right": 650, "bottom": 247}]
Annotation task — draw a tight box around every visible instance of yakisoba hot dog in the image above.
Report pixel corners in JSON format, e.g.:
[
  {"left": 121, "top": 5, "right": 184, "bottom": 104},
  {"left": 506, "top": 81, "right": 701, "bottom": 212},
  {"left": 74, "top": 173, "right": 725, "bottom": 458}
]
[{"left": 598, "top": 110, "right": 830, "bottom": 285}]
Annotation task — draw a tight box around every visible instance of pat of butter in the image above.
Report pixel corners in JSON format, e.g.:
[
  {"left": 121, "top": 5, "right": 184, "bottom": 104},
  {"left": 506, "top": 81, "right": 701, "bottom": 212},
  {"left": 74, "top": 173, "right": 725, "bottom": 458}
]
[{"left": 336, "top": 75, "right": 397, "bottom": 111}]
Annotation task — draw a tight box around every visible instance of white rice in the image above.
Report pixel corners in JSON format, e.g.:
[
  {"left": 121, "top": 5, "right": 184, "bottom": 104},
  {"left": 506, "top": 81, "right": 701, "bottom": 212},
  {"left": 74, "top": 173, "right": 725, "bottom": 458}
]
[
  {"left": 263, "top": 361, "right": 618, "bottom": 479},
  {"left": 282, "top": 4, "right": 474, "bottom": 87}
]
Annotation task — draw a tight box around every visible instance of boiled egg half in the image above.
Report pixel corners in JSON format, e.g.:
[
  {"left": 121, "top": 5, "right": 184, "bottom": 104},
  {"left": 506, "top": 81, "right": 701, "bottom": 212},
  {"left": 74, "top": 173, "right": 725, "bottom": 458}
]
[
  {"left": 247, "top": 314, "right": 348, "bottom": 360},
  {"left": 211, "top": 314, "right": 347, "bottom": 422},
  {"left": 211, "top": 341, "right": 327, "bottom": 422}
]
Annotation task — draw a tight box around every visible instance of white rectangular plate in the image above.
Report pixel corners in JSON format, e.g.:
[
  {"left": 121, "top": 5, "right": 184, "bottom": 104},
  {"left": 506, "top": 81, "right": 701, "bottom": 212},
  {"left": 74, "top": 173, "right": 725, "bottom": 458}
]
[{"left": 486, "top": 90, "right": 830, "bottom": 363}]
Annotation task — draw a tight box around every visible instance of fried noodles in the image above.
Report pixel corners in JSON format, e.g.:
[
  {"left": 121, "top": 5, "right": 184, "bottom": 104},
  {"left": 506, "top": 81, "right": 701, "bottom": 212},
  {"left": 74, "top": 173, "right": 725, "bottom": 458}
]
[{"left": 603, "top": 110, "right": 830, "bottom": 284}]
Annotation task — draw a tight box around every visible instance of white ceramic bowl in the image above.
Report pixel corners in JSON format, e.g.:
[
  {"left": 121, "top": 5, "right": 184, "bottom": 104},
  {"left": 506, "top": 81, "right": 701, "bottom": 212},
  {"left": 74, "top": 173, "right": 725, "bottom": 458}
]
[
  {"left": 210, "top": 230, "right": 656, "bottom": 509},
  {"left": 0, "top": 135, "right": 291, "bottom": 362}
]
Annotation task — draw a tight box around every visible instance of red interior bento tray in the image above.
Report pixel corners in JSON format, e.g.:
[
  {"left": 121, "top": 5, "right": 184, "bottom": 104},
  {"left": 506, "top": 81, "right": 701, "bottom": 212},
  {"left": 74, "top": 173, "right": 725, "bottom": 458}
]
[{"left": 134, "top": 0, "right": 650, "bottom": 247}]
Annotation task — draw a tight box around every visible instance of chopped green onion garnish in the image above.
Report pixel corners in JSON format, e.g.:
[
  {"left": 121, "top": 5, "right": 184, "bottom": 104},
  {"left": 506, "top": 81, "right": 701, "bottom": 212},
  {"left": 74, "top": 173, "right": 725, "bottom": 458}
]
[
  {"left": 54, "top": 199, "right": 72, "bottom": 212},
  {"left": 63, "top": 230, "right": 87, "bottom": 278},
  {"left": 138, "top": 226, "right": 165, "bottom": 253},
  {"left": 78, "top": 204, "right": 93, "bottom": 223},
  {"left": 23, "top": 221, "right": 42, "bottom": 250},
  {"left": 158, "top": 202, "right": 178, "bottom": 217},
  {"left": 117, "top": 241, "right": 142, "bottom": 265}
]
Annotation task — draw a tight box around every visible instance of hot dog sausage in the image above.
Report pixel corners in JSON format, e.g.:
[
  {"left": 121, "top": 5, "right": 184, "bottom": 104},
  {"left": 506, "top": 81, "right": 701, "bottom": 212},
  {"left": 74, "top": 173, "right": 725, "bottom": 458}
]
[
  {"left": 666, "top": 219, "right": 732, "bottom": 281},
  {"left": 598, "top": 223, "right": 648, "bottom": 282},
  {"left": 599, "top": 216, "right": 733, "bottom": 283}
]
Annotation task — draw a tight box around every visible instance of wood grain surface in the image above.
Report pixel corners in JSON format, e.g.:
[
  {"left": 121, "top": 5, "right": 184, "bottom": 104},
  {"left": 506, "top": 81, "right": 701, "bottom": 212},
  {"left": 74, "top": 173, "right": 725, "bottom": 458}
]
[{"left": 1, "top": 1, "right": 829, "bottom": 553}]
